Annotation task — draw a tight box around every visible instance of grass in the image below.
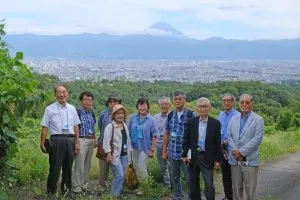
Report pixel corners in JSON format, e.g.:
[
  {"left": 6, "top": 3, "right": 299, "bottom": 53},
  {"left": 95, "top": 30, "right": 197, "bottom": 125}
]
[{"left": 2, "top": 124, "right": 300, "bottom": 199}]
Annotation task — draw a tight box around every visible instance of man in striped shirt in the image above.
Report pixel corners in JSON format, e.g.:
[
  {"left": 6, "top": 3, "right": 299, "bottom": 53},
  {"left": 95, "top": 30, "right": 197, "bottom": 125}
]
[{"left": 72, "top": 91, "right": 96, "bottom": 194}]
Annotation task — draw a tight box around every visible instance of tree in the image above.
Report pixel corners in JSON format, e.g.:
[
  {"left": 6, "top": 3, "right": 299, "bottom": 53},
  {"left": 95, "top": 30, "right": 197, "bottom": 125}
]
[
  {"left": 0, "top": 20, "right": 40, "bottom": 167},
  {"left": 276, "top": 109, "right": 295, "bottom": 130}
]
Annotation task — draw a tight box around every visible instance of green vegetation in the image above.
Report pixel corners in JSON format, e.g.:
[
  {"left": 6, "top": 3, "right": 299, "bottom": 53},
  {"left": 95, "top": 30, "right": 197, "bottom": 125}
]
[{"left": 1, "top": 21, "right": 300, "bottom": 199}]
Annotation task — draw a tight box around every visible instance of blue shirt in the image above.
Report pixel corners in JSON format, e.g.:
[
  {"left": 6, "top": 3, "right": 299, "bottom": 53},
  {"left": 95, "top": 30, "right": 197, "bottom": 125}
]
[
  {"left": 98, "top": 108, "right": 112, "bottom": 142},
  {"left": 128, "top": 113, "right": 158, "bottom": 154},
  {"left": 218, "top": 108, "right": 239, "bottom": 143},
  {"left": 166, "top": 108, "right": 197, "bottom": 160},
  {"left": 78, "top": 107, "right": 96, "bottom": 136},
  {"left": 240, "top": 112, "right": 252, "bottom": 138},
  {"left": 154, "top": 111, "right": 170, "bottom": 148},
  {"left": 198, "top": 117, "right": 208, "bottom": 151}
]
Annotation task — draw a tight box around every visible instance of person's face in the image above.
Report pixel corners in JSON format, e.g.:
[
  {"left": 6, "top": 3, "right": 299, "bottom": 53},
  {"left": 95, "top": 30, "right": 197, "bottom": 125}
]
[
  {"left": 239, "top": 96, "right": 253, "bottom": 115},
  {"left": 114, "top": 109, "right": 125, "bottom": 123},
  {"left": 174, "top": 95, "right": 185, "bottom": 109},
  {"left": 159, "top": 100, "right": 170, "bottom": 115},
  {"left": 222, "top": 95, "right": 234, "bottom": 111},
  {"left": 138, "top": 103, "right": 148, "bottom": 115},
  {"left": 108, "top": 99, "right": 119, "bottom": 111},
  {"left": 81, "top": 95, "right": 93, "bottom": 110},
  {"left": 55, "top": 86, "right": 68, "bottom": 105},
  {"left": 197, "top": 101, "right": 210, "bottom": 118}
]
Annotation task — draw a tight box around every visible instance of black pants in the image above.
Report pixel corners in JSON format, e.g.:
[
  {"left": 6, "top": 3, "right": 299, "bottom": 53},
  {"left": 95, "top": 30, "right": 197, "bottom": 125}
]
[
  {"left": 46, "top": 136, "right": 75, "bottom": 195},
  {"left": 221, "top": 154, "right": 233, "bottom": 200},
  {"left": 190, "top": 153, "right": 215, "bottom": 200}
]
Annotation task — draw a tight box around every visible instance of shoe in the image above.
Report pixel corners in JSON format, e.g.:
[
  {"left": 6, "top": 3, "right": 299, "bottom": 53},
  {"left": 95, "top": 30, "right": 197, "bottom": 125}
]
[
  {"left": 82, "top": 188, "right": 92, "bottom": 194},
  {"left": 135, "top": 190, "right": 143, "bottom": 196}
]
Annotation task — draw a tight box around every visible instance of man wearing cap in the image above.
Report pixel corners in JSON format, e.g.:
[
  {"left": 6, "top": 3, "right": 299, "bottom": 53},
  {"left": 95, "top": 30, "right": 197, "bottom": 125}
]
[
  {"left": 72, "top": 91, "right": 96, "bottom": 194},
  {"left": 40, "top": 84, "right": 81, "bottom": 197},
  {"left": 98, "top": 94, "right": 121, "bottom": 191}
]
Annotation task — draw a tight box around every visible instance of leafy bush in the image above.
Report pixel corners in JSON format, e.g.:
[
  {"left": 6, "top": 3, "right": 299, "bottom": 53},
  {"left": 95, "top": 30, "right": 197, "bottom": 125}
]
[
  {"left": 264, "top": 126, "right": 277, "bottom": 135},
  {"left": 276, "top": 109, "right": 295, "bottom": 130},
  {"left": 10, "top": 119, "right": 48, "bottom": 184}
]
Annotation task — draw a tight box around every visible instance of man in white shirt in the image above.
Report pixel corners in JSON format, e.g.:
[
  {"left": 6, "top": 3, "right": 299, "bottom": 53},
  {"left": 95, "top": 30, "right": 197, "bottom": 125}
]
[{"left": 40, "top": 84, "right": 81, "bottom": 197}]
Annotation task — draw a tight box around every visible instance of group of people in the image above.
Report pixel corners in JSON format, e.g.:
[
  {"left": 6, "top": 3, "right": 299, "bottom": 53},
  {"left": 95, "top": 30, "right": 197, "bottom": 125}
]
[{"left": 40, "top": 84, "right": 264, "bottom": 200}]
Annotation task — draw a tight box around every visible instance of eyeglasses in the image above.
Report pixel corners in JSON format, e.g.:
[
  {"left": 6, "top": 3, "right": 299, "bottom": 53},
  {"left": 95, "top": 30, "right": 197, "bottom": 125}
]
[
  {"left": 240, "top": 101, "right": 251, "bottom": 105},
  {"left": 222, "top": 99, "right": 233, "bottom": 103},
  {"left": 197, "top": 105, "right": 209, "bottom": 109}
]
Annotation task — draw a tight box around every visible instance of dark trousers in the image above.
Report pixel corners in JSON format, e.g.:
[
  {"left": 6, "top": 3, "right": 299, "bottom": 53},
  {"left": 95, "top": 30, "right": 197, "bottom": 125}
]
[
  {"left": 190, "top": 153, "right": 215, "bottom": 200},
  {"left": 221, "top": 154, "right": 233, "bottom": 200},
  {"left": 47, "top": 136, "right": 75, "bottom": 195}
]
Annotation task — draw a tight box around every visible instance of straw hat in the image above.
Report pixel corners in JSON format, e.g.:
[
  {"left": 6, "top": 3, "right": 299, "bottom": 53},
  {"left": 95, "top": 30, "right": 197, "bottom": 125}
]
[{"left": 111, "top": 104, "right": 129, "bottom": 120}]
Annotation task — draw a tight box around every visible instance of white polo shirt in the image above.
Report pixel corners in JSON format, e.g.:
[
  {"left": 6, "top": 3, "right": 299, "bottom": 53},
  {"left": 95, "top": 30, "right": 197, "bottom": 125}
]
[{"left": 41, "top": 102, "right": 81, "bottom": 135}]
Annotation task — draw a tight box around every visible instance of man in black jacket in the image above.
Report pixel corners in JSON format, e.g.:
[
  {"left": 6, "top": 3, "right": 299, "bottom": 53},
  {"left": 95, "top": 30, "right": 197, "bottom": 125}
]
[{"left": 182, "top": 97, "right": 221, "bottom": 200}]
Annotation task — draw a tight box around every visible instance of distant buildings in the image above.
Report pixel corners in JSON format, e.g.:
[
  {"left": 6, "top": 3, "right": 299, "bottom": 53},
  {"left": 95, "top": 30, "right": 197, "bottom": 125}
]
[{"left": 24, "top": 58, "right": 300, "bottom": 83}]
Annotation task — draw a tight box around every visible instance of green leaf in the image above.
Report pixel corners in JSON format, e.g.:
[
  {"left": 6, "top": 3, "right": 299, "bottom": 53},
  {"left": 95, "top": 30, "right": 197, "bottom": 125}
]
[
  {"left": 24, "top": 119, "right": 34, "bottom": 128},
  {"left": 0, "top": 191, "right": 8, "bottom": 200},
  {"left": 7, "top": 177, "right": 17, "bottom": 183},
  {"left": 4, "top": 129, "right": 17, "bottom": 139},
  {"left": 15, "top": 52, "right": 23, "bottom": 60},
  {"left": 34, "top": 187, "right": 42, "bottom": 195},
  {"left": 5, "top": 160, "right": 16, "bottom": 168}
]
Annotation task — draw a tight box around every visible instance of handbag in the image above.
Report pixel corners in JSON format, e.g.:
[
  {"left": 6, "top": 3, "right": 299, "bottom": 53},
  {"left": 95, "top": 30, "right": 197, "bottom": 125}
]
[
  {"left": 125, "top": 151, "right": 139, "bottom": 190},
  {"left": 96, "top": 123, "right": 114, "bottom": 160}
]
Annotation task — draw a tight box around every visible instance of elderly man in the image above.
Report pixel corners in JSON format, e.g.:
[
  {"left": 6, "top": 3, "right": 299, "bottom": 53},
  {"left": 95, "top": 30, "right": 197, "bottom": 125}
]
[
  {"left": 98, "top": 94, "right": 121, "bottom": 191},
  {"left": 154, "top": 96, "right": 171, "bottom": 188},
  {"left": 162, "top": 91, "right": 196, "bottom": 200},
  {"left": 218, "top": 93, "right": 239, "bottom": 200},
  {"left": 40, "top": 84, "right": 81, "bottom": 196},
  {"left": 72, "top": 91, "right": 96, "bottom": 194},
  {"left": 228, "top": 94, "right": 264, "bottom": 200},
  {"left": 182, "top": 97, "right": 221, "bottom": 200}
]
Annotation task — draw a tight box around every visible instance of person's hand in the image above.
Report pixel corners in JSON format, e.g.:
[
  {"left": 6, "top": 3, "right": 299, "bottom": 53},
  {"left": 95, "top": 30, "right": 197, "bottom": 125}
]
[
  {"left": 223, "top": 140, "right": 228, "bottom": 145},
  {"left": 162, "top": 150, "right": 168, "bottom": 160},
  {"left": 182, "top": 157, "right": 191, "bottom": 166},
  {"left": 94, "top": 140, "right": 98, "bottom": 148},
  {"left": 232, "top": 149, "right": 242, "bottom": 160},
  {"left": 148, "top": 149, "right": 155, "bottom": 158},
  {"left": 40, "top": 143, "right": 47, "bottom": 153},
  {"left": 214, "top": 161, "right": 220, "bottom": 169},
  {"left": 106, "top": 153, "right": 112, "bottom": 163},
  {"left": 75, "top": 142, "right": 80, "bottom": 154}
]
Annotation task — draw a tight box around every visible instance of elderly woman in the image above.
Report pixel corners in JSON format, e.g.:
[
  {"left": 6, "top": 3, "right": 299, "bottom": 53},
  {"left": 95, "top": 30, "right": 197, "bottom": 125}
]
[
  {"left": 128, "top": 98, "right": 158, "bottom": 194},
  {"left": 103, "top": 104, "right": 131, "bottom": 196}
]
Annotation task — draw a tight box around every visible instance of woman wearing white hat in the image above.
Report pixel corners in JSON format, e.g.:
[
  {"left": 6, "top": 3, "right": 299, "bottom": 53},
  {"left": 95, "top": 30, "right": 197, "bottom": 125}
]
[{"left": 103, "top": 104, "right": 131, "bottom": 196}]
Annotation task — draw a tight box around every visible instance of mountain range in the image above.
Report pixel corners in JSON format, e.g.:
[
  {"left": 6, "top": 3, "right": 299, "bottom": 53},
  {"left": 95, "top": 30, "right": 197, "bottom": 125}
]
[{"left": 4, "top": 22, "right": 300, "bottom": 59}]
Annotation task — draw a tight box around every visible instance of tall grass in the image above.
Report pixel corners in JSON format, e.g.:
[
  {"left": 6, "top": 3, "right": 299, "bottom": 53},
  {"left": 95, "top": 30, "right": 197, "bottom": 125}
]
[
  {"left": 4, "top": 121, "right": 300, "bottom": 199},
  {"left": 259, "top": 126, "right": 300, "bottom": 162}
]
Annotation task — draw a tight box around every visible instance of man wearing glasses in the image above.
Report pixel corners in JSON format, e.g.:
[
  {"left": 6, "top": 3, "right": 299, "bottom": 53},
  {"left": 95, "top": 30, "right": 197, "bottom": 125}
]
[
  {"left": 182, "top": 97, "right": 221, "bottom": 200},
  {"left": 227, "top": 94, "right": 264, "bottom": 200},
  {"left": 218, "top": 93, "right": 239, "bottom": 200}
]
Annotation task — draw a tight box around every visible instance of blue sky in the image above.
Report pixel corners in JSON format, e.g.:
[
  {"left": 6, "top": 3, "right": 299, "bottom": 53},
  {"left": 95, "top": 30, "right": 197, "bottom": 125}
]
[{"left": 1, "top": 0, "right": 300, "bottom": 40}]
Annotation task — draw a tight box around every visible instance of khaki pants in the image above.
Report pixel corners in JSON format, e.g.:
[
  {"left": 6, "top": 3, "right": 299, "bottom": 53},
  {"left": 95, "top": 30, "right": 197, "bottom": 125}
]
[
  {"left": 132, "top": 149, "right": 149, "bottom": 181},
  {"left": 72, "top": 138, "right": 94, "bottom": 192},
  {"left": 231, "top": 165, "right": 258, "bottom": 200}
]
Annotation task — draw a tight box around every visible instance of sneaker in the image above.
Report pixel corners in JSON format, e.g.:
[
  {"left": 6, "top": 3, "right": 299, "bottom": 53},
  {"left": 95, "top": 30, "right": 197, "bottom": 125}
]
[{"left": 135, "top": 190, "right": 143, "bottom": 196}]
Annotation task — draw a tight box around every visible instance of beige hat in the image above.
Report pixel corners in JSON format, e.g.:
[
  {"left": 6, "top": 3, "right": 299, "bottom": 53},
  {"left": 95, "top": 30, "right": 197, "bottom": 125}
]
[{"left": 111, "top": 104, "right": 129, "bottom": 120}]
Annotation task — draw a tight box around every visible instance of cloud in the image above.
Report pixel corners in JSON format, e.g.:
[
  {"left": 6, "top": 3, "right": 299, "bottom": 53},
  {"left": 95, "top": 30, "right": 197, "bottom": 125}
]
[{"left": 1, "top": 0, "right": 300, "bottom": 39}]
